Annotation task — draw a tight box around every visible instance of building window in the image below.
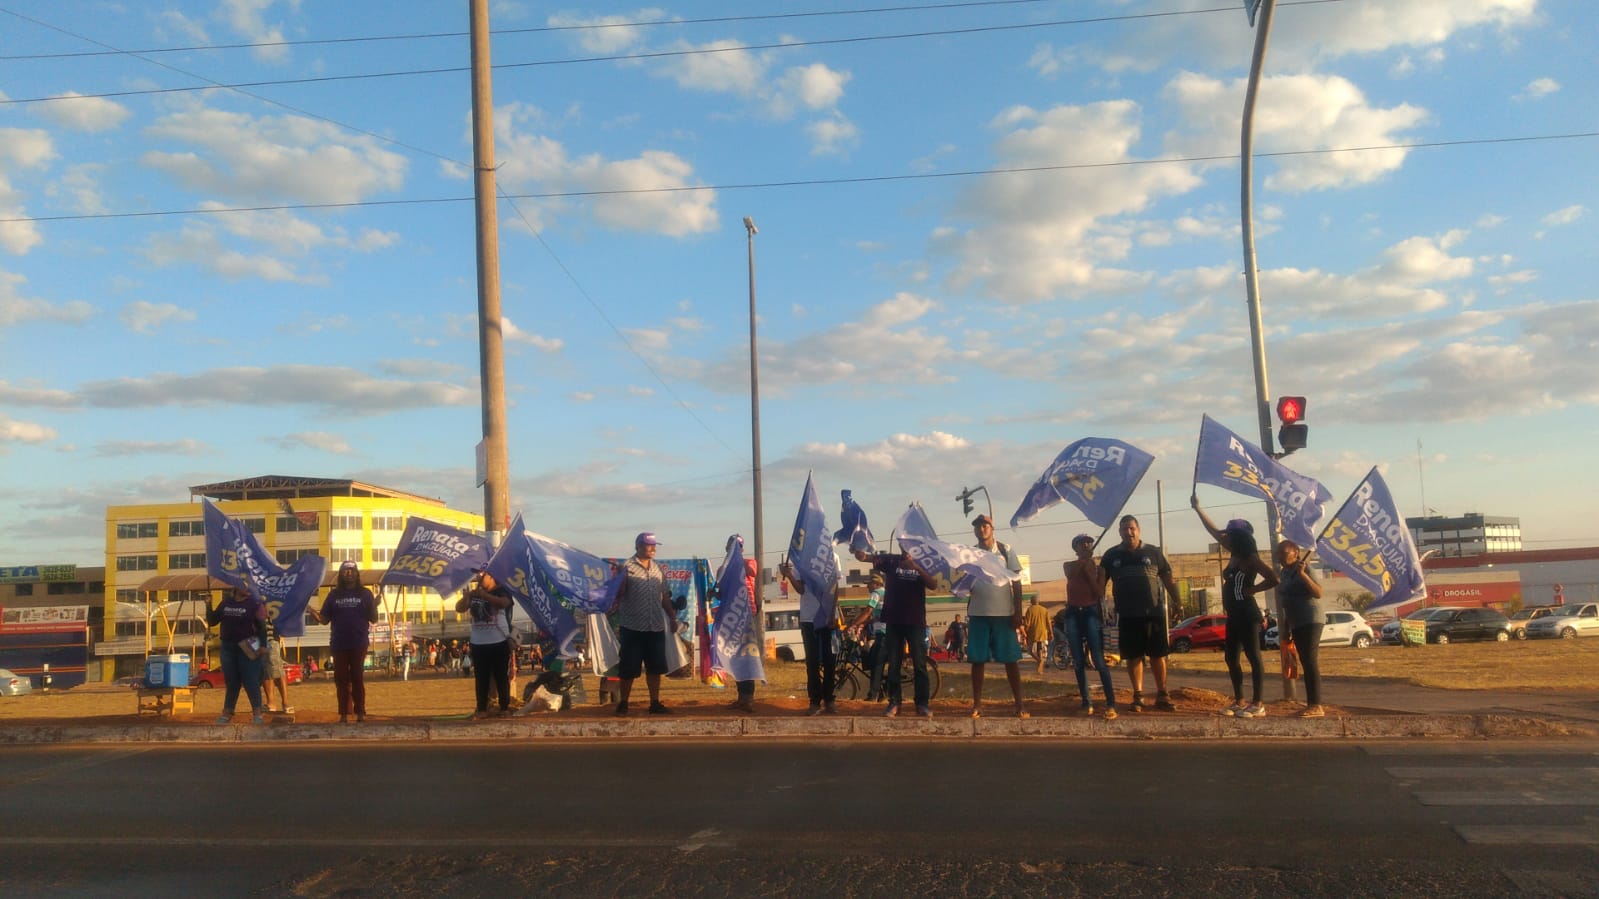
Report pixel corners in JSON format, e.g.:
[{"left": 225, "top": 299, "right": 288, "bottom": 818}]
[
  {"left": 371, "top": 548, "right": 393, "bottom": 563},
  {"left": 168, "top": 520, "right": 205, "bottom": 537},
  {"left": 169, "top": 590, "right": 210, "bottom": 604},
  {"left": 116, "top": 589, "right": 139, "bottom": 603},
  {"left": 331, "top": 515, "right": 364, "bottom": 531},
  {"left": 372, "top": 515, "right": 403, "bottom": 531},
  {"left": 115, "top": 621, "right": 145, "bottom": 638},
  {"left": 276, "top": 515, "right": 320, "bottom": 533},
  {"left": 277, "top": 548, "right": 320, "bottom": 563},
  {"left": 46, "top": 582, "right": 87, "bottom": 595},
  {"left": 116, "top": 555, "right": 159, "bottom": 572},
  {"left": 242, "top": 518, "right": 266, "bottom": 534},
  {"left": 116, "top": 522, "right": 159, "bottom": 539},
  {"left": 14, "top": 584, "right": 33, "bottom": 596},
  {"left": 168, "top": 553, "right": 207, "bottom": 571},
  {"left": 332, "top": 547, "right": 364, "bottom": 563}
]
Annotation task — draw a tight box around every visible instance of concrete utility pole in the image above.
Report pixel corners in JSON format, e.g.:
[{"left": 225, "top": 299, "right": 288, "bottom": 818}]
[
  {"left": 1240, "top": 0, "right": 1293, "bottom": 700},
  {"left": 469, "top": 0, "right": 509, "bottom": 547},
  {"left": 744, "top": 217, "right": 765, "bottom": 615}
]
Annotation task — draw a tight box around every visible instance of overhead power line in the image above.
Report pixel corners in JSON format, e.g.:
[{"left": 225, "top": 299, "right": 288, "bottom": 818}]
[{"left": 4, "top": 131, "right": 1592, "bottom": 226}]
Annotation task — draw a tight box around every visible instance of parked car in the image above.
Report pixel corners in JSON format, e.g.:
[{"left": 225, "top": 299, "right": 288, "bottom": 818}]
[
  {"left": 1524, "top": 603, "right": 1599, "bottom": 640},
  {"left": 1380, "top": 607, "right": 1461, "bottom": 645},
  {"left": 0, "top": 667, "right": 33, "bottom": 697},
  {"left": 1505, "top": 606, "right": 1557, "bottom": 640},
  {"left": 1168, "top": 614, "right": 1228, "bottom": 653},
  {"left": 1264, "top": 611, "right": 1376, "bottom": 650},
  {"left": 1424, "top": 607, "right": 1511, "bottom": 644},
  {"left": 191, "top": 662, "right": 303, "bottom": 688}
]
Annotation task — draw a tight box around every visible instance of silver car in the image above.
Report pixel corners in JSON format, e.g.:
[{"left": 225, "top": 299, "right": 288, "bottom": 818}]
[{"left": 0, "top": 667, "right": 33, "bottom": 697}]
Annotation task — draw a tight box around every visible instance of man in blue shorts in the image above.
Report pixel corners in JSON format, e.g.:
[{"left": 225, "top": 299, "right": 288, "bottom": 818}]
[
  {"left": 964, "top": 515, "right": 1029, "bottom": 718},
  {"left": 1100, "top": 515, "right": 1181, "bottom": 713}
]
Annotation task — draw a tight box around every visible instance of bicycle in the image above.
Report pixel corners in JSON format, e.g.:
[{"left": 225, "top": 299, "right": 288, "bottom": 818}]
[{"left": 832, "top": 632, "right": 941, "bottom": 702}]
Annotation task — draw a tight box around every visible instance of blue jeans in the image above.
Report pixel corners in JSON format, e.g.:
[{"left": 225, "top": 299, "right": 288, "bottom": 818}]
[
  {"left": 884, "top": 623, "right": 929, "bottom": 708},
  {"left": 1062, "top": 606, "right": 1117, "bottom": 709},
  {"left": 220, "top": 640, "right": 263, "bottom": 716}
]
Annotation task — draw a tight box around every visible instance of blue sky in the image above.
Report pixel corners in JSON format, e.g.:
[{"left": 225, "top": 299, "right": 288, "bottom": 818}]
[{"left": 1, "top": 0, "right": 1593, "bottom": 576}]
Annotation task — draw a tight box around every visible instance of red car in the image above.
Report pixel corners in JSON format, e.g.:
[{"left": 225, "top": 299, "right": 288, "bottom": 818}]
[
  {"left": 191, "top": 662, "right": 303, "bottom": 688},
  {"left": 1168, "top": 614, "right": 1228, "bottom": 653}
]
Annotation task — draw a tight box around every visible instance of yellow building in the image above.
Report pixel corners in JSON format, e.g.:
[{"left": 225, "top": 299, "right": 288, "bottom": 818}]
[{"left": 100, "top": 475, "right": 483, "bottom": 681}]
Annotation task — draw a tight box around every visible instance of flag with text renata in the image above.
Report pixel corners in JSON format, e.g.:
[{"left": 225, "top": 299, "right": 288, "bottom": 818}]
[
  {"left": 1193, "top": 415, "right": 1333, "bottom": 548},
  {"left": 202, "top": 499, "right": 326, "bottom": 638},
  {"left": 894, "top": 503, "right": 1012, "bottom": 598},
  {"left": 834, "top": 489, "right": 876, "bottom": 555},
  {"left": 483, "top": 515, "right": 582, "bottom": 658},
  {"left": 1315, "top": 467, "right": 1427, "bottom": 609},
  {"left": 788, "top": 474, "right": 840, "bottom": 627},
  {"left": 1010, "top": 437, "right": 1155, "bottom": 528},
  {"left": 380, "top": 517, "right": 489, "bottom": 596},
  {"left": 524, "top": 530, "right": 625, "bottom": 615},
  {"left": 712, "top": 536, "right": 765, "bottom": 683}
]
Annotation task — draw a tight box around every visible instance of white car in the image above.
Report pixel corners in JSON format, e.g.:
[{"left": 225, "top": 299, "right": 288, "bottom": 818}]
[
  {"left": 1265, "top": 610, "right": 1375, "bottom": 649},
  {"left": 1524, "top": 603, "right": 1599, "bottom": 639}
]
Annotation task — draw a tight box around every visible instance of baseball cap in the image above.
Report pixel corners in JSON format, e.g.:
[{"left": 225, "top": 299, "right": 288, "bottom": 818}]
[
  {"left": 635, "top": 532, "right": 660, "bottom": 546},
  {"left": 971, "top": 514, "right": 993, "bottom": 527},
  {"left": 339, "top": 560, "right": 359, "bottom": 572},
  {"left": 1071, "top": 533, "right": 1094, "bottom": 547},
  {"left": 1224, "top": 518, "right": 1255, "bottom": 535}
]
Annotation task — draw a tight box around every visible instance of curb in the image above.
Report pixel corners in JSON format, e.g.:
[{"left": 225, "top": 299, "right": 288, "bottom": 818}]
[{"left": 0, "top": 713, "right": 1591, "bottom": 745}]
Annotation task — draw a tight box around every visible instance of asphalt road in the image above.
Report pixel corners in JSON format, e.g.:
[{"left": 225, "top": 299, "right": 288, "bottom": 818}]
[{"left": 1, "top": 740, "right": 1595, "bottom": 897}]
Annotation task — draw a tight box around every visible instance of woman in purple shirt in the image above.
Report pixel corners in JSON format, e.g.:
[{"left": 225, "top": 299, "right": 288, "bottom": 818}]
[
  {"left": 205, "top": 585, "right": 269, "bottom": 724},
  {"left": 313, "top": 561, "right": 379, "bottom": 723}
]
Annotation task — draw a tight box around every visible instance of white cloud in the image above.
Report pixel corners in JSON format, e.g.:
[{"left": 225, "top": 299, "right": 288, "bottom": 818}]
[
  {"left": 1541, "top": 205, "right": 1585, "bottom": 227},
  {"left": 660, "top": 40, "right": 765, "bottom": 96},
  {"left": 782, "top": 63, "right": 851, "bottom": 110},
  {"left": 546, "top": 10, "right": 665, "bottom": 54},
  {"left": 142, "top": 107, "right": 407, "bottom": 205},
  {"left": 266, "top": 432, "right": 356, "bottom": 455},
  {"left": 0, "top": 128, "right": 55, "bottom": 255},
  {"left": 0, "top": 271, "right": 94, "bottom": 326},
  {"left": 75, "top": 365, "right": 476, "bottom": 415},
  {"left": 218, "top": 0, "right": 292, "bottom": 63},
  {"left": 91, "top": 439, "right": 211, "bottom": 457},
  {"left": 120, "top": 301, "right": 197, "bottom": 334},
  {"left": 1515, "top": 77, "right": 1560, "bottom": 100},
  {"left": 807, "top": 113, "right": 859, "bottom": 156},
  {"left": 0, "top": 415, "right": 55, "bottom": 445},
  {"left": 143, "top": 224, "right": 307, "bottom": 282},
  {"left": 502, "top": 316, "right": 564, "bottom": 352},
  {"left": 46, "top": 164, "right": 109, "bottom": 216},
  {"left": 34, "top": 93, "right": 132, "bottom": 132}
]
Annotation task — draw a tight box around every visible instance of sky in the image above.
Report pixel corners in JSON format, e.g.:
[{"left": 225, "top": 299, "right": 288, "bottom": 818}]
[{"left": 1, "top": 0, "right": 1594, "bottom": 578}]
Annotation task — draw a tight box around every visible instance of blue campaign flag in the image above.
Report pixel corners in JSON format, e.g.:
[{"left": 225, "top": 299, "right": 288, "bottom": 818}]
[
  {"left": 380, "top": 517, "right": 489, "bottom": 597},
  {"left": 712, "top": 536, "right": 765, "bottom": 683},
  {"left": 1193, "top": 414, "right": 1333, "bottom": 548},
  {"left": 202, "top": 499, "right": 325, "bottom": 638},
  {"left": 788, "top": 474, "right": 840, "bottom": 627},
  {"left": 484, "top": 515, "right": 582, "bottom": 658},
  {"left": 834, "top": 489, "right": 876, "bottom": 555},
  {"left": 893, "top": 503, "right": 1012, "bottom": 598},
  {"left": 1316, "top": 468, "right": 1428, "bottom": 609},
  {"left": 525, "top": 530, "right": 624, "bottom": 615},
  {"left": 1009, "top": 437, "right": 1155, "bottom": 528}
]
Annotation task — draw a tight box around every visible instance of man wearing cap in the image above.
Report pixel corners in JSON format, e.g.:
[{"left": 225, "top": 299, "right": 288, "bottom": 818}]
[
  {"left": 1101, "top": 515, "right": 1182, "bottom": 712},
  {"left": 1061, "top": 534, "right": 1116, "bottom": 718},
  {"left": 965, "top": 514, "right": 1029, "bottom": 718},
  {"left": 313, "top": 561, "right": 379, "bottom": 723},
  {"left": 613, "top": 532, "right": 676, "bottom": 715}
]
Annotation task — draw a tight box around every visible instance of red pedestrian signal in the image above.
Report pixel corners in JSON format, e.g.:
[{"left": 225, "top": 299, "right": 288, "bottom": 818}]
[
  {"left": 1276, "top": 396, "right": 1308, "bottom": 454},
  {"left": 1276, "top": 396, "right": 1305, "bottom": 425}
]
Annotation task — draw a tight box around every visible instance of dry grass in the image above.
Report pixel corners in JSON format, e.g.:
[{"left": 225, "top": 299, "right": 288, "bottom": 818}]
[{"left": 1164, "top": 637, "right": 1599, "bottom": 690}]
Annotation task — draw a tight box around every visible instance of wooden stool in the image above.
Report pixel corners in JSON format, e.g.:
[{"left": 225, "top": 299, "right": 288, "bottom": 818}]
[{"left": 137, "top": 687, "right": 195, "bottom": 716}]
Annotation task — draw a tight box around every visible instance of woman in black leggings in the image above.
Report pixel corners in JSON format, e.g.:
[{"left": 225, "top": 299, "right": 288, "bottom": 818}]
[
  {"left": 1192, "top": 496, "right": 1279, "bottom": 718},
  {"left": 1277, "top": 539, "right": 1326, "bottom": 717}
]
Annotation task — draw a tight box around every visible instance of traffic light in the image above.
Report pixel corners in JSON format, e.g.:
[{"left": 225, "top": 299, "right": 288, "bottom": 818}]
[
  {"left": 957, "top": 488, "right": 975, "bottom": 516},
  {"left": 1276, "top": 396, "right": 1308, "bottom": 454}
]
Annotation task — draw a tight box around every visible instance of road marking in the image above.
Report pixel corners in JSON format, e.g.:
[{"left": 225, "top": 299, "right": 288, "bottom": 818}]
[
  {"left": 1413, "top": 791, "right": 1599, "bottom": 807},
  {"left": 1455, "top": 824, "right": 1599, "bottom": 846},
  {"left": 678, "top": 828, "right": 723, "bottom": 852}
]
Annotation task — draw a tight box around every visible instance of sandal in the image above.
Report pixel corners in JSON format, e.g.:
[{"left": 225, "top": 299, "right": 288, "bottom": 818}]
[{"left": 1130, "top": 693, "right": 1145, "bottom": 713}]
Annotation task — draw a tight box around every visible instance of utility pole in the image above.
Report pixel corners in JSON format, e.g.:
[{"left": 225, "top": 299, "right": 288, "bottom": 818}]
[
  {"left": 469, "top": 0, "right": 509, "bottom": 547},
  {"left": 744, "top": 217, "right": 765, "bottom": 615},
  {"left": 1241, "top": 0, "right": 1293, "bottom": 701}
]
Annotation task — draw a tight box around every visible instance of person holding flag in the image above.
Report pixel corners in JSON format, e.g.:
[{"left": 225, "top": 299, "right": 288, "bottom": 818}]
[
  {"left": 455, "top": 567, "right": 513, "bottom": 719},
  {"left": 1192, "top": 496, "right": 1279, "bottom": 718},
  {"left": 204, "top": 585, "right": 269, "bottom": 725},
  {"left": 779, "top": 555, "right": 841, "bottom": 715},
  {"left": 853, "top": 544, "right": 940, "bottom": 718},
  {"left": 1276, "top": 538, "right": 1326, "bottom": 718},
  {"left": 1061, "top": 534, "right": 1117, "bottom": 719},
  {"left": 964, "top": 514, "right": 1028, "bottom": 719}
]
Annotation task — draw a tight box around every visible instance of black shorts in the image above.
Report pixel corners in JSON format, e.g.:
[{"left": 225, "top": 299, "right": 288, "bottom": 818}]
[
  {"left": 618, "top": 627, "right": 668, "bottom": 679},
  {"left": 1118, "top": 616, "right": 1170, "bottom": 660}
]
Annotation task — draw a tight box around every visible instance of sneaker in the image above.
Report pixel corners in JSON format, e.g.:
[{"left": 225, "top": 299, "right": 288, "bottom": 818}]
[
  {"left": 1081, "top": 704, "right": 1094, "bottom": 716},
  {"left": 915, "top": 706, "right": 933, "bottom": 718},
  {"left": 807, "top": 704, "right": 824, "bottom": 717},
  {"left": 822, "top": 701, "right": 837, "bottom": 715},
  {"left": 1298, "top": 704, "right": 1325, "bottom": 718},
  {"left": 251, "top": 714, "right": 265, "bottom": 725},
  {"left": 1102, "top": 707, "right": 1118, "bottom": 720},
  {"left": 614, "top": 702, "right": 629, "bottom": 717},
  {"left": 1130, "top": 694, "right": 1145, "bottom": 713},
  {"left": 1155, "top": 693, "right": 1177, "bottom": 712},
  {"left": 731, "top": 698, "right": 756, "bottom": 714},
  {"left": 214, "top": 715, "right": 231, "bottom": 725},
  {"left": 883, "top": 704, "right": 900, "bottom": 718},
  {"left": 1241, "top": 702, "right": 1267, "bottom": 718},
  {"left": 647, "top": 703, "right": 671, "bottom": 715},
  {"left": 1221, "top": 702, "right": 1245, "bottom": 717}
]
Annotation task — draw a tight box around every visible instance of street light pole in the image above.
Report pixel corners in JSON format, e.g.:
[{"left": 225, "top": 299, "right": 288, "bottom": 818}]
[
  {"left": 1240, "top": 0, "right": 1293, "bottom": 700},
  {"left": 744, "top": 216, "right": 765, "bottom": 617},
  {"left": 469, "top": 0, "right": 509, "bottom": 548}
]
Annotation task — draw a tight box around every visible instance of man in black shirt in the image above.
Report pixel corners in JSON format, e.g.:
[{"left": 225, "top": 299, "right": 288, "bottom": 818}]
[{"left": 1100, "top": 514, "right": 1182, "bottom": 712}]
